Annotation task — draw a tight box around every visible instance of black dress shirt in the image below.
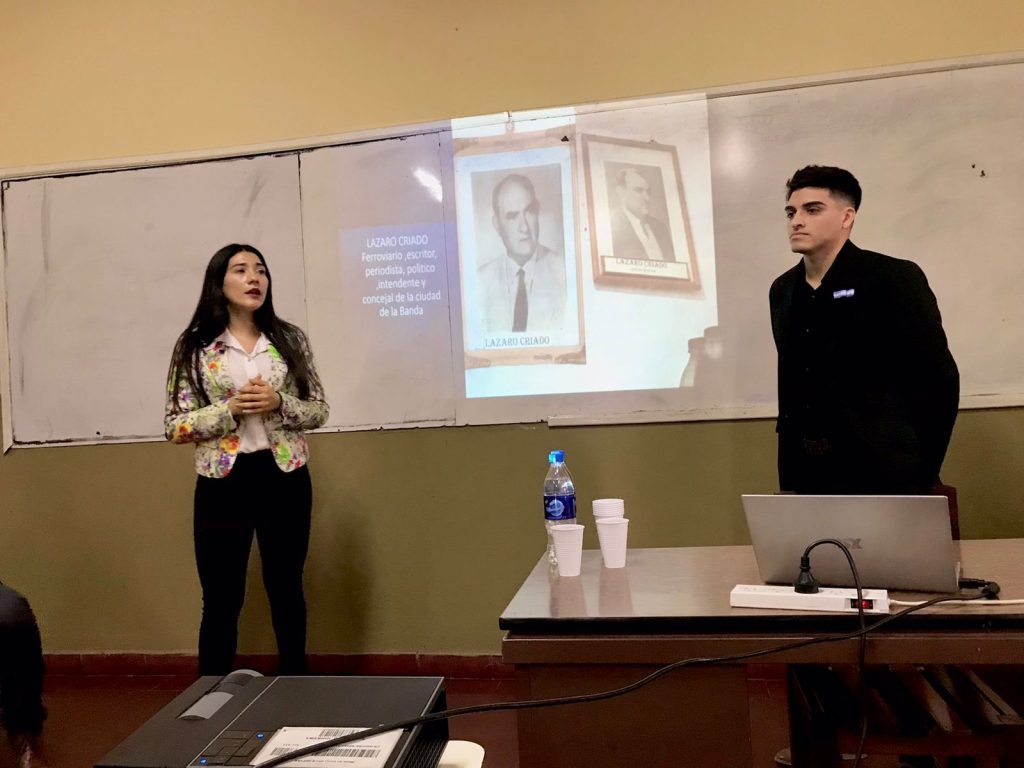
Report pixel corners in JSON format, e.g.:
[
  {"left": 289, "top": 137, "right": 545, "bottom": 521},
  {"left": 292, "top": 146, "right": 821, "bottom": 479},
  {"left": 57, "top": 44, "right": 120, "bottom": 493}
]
[{"left": 769, "top": 240, "right": 959, "bottom": 493}]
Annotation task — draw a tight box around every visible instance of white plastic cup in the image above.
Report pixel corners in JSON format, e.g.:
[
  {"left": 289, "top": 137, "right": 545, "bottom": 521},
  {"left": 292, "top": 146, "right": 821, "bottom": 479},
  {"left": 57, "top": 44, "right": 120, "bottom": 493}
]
[
  {"left": 592, "top": 498, "right": 625, "bottom": 519},
  {"left": 550, "top": 524, "right": 585, "bottom": 577},
  {"left": 595, "top": 517, "right": 629, "bottom": 568}
]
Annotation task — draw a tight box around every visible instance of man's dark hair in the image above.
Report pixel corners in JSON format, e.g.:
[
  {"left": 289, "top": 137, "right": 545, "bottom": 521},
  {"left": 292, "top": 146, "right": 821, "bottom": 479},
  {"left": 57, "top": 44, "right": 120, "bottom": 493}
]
[{"left": 785, "top": 165, "right": 862, "bottom": 210}]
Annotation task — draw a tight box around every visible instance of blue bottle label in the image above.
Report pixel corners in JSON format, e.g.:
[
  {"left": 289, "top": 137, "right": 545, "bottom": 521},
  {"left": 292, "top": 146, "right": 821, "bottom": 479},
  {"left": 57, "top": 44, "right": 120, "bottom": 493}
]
[{"left": 544, "top": 494, "right": 577, "bottom": 522}]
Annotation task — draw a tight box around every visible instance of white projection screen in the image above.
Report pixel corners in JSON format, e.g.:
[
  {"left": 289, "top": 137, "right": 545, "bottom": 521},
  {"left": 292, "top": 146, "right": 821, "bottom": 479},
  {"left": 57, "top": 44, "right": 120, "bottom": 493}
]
[{"left": 2, "top": 58, "right": 1024, "bottom": 447}]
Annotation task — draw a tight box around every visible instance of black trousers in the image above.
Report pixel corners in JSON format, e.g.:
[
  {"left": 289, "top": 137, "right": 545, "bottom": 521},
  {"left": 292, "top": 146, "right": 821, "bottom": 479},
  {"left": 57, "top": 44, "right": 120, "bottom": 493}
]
[
  {"left": 194, "top": 451, "right": 312, "bottom": 676},
  {"left": 0, "top": 584, "right": 46, "bottom": 735}
]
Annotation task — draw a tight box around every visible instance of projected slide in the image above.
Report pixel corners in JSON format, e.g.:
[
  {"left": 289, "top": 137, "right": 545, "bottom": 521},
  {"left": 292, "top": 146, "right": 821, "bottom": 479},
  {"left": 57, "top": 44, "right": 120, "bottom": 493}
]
[
  {"left": 452, "top": 98, "right": 718, "bottom": 402},
  {"left": 301, "top": 99, "right": 720, "bottom": 433},
  {"left": 347, "top": 226, "right": 445, "bottom": 322}
]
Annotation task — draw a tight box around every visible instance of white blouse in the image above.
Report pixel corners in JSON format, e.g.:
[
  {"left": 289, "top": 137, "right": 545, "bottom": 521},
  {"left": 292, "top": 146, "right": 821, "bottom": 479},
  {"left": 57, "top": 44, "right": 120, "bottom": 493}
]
[{"left": 215, "top": 329, "right": 274, "bottom": 453}]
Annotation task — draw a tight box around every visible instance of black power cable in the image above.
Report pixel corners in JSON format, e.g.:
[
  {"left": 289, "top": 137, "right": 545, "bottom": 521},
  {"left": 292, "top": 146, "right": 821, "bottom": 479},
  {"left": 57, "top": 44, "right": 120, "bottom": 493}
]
[
  {"left": 254, "top": 581, "right": 989, "bottom": 767},
  {"left": 794, "top": 539, "right": 869, "bottom": 768}
]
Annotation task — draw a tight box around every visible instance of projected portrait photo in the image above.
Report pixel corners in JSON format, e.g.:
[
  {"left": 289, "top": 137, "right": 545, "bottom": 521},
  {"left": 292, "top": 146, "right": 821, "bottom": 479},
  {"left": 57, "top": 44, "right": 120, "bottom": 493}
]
[
  {"left": 453, "top": 142, "right": 585, "bottom": 369},
  {"left": 582, "top": 135, "right": 699, "bottom": 292},
  {"left": 478, "top": 170, "right": 565, "bottom": 335}
]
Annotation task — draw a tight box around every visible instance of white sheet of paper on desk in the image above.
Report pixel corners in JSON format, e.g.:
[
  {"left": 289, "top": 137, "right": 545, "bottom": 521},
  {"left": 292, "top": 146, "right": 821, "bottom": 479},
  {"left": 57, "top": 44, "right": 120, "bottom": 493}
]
[{"left": 251, "top": 727, "right": 402, "bottom": 767}]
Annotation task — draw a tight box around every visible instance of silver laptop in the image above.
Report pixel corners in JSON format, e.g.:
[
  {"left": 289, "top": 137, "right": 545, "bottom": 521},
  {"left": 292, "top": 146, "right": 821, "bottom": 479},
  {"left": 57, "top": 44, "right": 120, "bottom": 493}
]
[{"left": 742, "top": 495, "right": 960, "bottom": 592}]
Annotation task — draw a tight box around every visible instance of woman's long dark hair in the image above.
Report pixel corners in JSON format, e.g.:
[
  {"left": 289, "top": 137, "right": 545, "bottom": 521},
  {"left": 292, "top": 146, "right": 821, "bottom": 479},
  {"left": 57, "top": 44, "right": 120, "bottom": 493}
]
[{"left": 167, "top": 244, "right": 323, "bottom": 411}]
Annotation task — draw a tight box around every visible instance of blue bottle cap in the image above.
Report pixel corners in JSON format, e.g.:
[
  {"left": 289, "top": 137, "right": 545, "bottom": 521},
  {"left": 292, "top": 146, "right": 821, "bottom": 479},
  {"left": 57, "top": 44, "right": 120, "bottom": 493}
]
[{"left": 548, "top": 450, "right": 565, "bottom": 463}]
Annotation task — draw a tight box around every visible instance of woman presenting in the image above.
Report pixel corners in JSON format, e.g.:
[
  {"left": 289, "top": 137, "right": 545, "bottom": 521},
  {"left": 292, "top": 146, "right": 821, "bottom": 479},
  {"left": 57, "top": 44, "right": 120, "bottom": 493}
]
[{"left": 165, "top": 244, "right": 328, "bottom": 675}]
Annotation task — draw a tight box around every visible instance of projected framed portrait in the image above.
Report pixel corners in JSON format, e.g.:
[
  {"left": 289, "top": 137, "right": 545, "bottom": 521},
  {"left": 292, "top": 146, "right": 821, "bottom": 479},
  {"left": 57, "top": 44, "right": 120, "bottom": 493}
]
[
  {"left": 582, "top": 135, "right": 699, "bottom": 292},
  {"left": 453, "top": 135, "right": 586, "bottom": 370}
]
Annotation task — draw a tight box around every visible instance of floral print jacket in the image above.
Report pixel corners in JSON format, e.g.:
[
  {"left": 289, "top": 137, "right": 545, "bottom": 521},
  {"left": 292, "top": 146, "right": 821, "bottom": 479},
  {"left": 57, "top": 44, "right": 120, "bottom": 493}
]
[{"left": 165, "top": 340, "right": 329, "bottom": 478}]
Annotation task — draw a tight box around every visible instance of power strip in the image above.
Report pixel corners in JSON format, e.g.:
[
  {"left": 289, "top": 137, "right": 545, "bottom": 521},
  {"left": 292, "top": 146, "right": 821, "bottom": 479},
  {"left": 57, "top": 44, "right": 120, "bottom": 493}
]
[{"left": 730, "top": 584, "right": 890, "bottom": 614}]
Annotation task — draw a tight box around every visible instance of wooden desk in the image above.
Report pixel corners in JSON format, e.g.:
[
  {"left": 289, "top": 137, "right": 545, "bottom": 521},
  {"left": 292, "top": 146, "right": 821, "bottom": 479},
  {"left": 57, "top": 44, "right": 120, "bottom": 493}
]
[{"left": 499, "top": 540, "right": 1024, "bottom": 768}]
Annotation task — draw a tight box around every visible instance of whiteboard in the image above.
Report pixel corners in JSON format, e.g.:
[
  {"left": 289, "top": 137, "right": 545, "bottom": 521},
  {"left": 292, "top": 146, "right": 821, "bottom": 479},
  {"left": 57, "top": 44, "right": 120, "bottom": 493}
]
[
  {"left": 3, "top": 57, "right": 1024, "bottom": 447},
  {"left": 1, "top": 155, "right": 305, "bottom": 444},
  {"left": 707, "top": 62, "right": 1024, "bottom": 409},
  {"left": 299, "top": 133, "right": 456, "bottom": 430}
]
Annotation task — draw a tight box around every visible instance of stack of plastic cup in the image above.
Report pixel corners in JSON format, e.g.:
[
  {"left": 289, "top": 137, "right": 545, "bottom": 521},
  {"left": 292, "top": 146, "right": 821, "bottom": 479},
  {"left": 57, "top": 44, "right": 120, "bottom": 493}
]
[
  {"left": 549, "top": 524, "right": 585, "bottom": 577},
  {"left": 592, "top": 498, "right": 625, "bottom": 520}
]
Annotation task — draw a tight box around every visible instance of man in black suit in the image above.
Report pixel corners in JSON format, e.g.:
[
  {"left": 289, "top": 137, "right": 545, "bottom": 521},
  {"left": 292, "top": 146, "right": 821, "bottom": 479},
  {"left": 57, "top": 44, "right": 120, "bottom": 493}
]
[
  {"left": 0, "top": 582, "right": 49, "bottom": 767},
  {"left": 610, "top": 167, "right": 676, "bottom": 261},
  {"left": 769, "top": 165, "right": 959, "bottom": 494}
]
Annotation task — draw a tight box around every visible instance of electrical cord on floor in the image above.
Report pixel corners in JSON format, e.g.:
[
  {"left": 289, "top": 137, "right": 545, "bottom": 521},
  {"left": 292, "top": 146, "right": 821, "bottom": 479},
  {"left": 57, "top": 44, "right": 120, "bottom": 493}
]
[{"left": 253, "top": 580, "right": 991, "bottom": 767}]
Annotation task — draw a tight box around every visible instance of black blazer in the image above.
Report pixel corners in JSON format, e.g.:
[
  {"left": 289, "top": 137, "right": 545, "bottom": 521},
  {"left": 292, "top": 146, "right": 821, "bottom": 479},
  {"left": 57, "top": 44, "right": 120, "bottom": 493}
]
[{"left": 769, "top": 240, "right": 959, "bottom": 489}]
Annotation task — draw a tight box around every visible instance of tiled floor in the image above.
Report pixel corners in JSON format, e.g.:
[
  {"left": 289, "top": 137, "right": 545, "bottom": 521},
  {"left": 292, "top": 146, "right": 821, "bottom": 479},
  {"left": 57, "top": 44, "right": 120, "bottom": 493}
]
[{"left": 11, "top": 675, "right": 519, "bottom": 768}]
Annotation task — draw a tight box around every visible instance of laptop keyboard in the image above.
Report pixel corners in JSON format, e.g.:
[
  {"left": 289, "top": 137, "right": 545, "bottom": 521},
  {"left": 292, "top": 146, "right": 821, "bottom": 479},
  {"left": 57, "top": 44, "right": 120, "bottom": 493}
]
[{"left": 191, "top": 729, "right": 269, "bottom": 766}]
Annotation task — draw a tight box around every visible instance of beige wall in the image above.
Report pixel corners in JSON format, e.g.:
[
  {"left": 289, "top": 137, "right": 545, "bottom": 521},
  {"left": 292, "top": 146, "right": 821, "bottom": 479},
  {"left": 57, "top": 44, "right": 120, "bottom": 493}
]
[{"left": 1, "top": 1, "right": 1023, "bottom": 654}]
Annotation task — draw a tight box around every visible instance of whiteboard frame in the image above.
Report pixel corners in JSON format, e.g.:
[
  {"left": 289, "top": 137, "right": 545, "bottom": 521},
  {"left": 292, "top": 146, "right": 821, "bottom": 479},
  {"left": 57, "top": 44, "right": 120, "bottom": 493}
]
[{"left": 0, "top": 196, "right": 11, "bottom": 452}]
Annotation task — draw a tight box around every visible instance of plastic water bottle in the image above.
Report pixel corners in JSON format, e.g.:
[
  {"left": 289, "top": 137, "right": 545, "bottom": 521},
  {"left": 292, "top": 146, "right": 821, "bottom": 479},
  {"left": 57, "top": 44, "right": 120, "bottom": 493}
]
[{"left": 543, "top": 450, "right": 577, "bottom": 565}]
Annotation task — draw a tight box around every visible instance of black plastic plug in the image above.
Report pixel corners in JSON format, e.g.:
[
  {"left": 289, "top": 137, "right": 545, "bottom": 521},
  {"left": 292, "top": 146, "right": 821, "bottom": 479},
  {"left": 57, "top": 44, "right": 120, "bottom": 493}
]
[{"left": 793, "top": 555, "right": 820, "bottom": 594}]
